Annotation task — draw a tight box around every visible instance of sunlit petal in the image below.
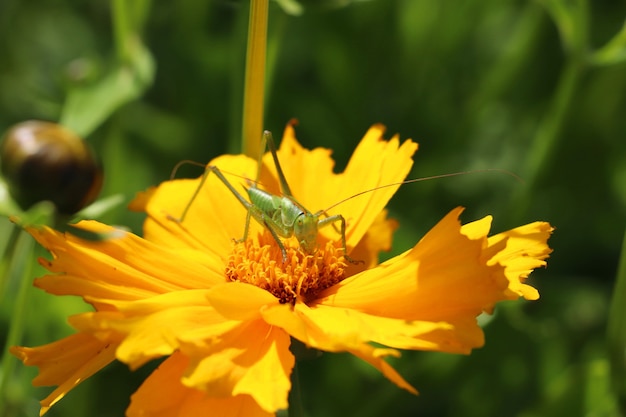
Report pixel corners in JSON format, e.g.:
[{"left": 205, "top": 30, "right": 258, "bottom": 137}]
[
  {"left": 10, "top": 333, "right": 117, "bottom": 416},
  {"left": 128, "top": 352, "right": 275, "bottom": 417}
]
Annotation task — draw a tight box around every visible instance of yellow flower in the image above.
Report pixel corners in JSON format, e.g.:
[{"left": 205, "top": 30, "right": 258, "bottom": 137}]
[{"left": 11, "top": 121, "right": 553, "bottom": 416}]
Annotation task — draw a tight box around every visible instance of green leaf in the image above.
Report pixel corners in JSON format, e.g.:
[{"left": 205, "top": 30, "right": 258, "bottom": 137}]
[
  {"left": 72, "top": 194, "right": 126, "bottom": 221},
  {"left": 60, "top": 42, "right": 155, "bottom": 138}
]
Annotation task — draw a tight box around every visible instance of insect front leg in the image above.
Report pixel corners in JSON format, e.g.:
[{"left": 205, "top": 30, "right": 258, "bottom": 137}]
[
  {"left": 261, "top": 216, "right": 289, "bottom": 263},
  {"left": 318, "top": 214, "right": 363, "bottom": 265}
]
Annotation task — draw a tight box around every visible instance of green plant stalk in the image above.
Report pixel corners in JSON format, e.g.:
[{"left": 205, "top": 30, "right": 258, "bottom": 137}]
[
  {"left": 510, "top": 57, "right": 584, "bottom": 222},
  {"left": 608, "top": 227, "right": 626, "bottom": 413},
  {"left": 524, "top": 58, "right": 584, "bottom": 190},
  {"left": 526, "top": 0, "right": 588, "bottom": 181},
  {"left": 113, "top": 0, "right": 133, "bottom": 63},
  {"left": 241, "top": 0, "right": 269, "bottom": 159},
  {"left": 112, "top": 0, "right": 152, "bottom": 63},
  {"left": 467, "top": 2, "right": 545, "bottom": 114},
  {"left": 0, "top": 224, "right": 22, "bottom": 301},
  {"left": 288, "top": 363, "right": 305, "bottom": 417},
  {"left": 540, "top": 0, "right": 589, "bottom": 55},
  {"left": 0, "top": 228, "right": 35, "bottom": 410},
  {"left": 511, "top": 0, "right": 589, "bottom": 222}
]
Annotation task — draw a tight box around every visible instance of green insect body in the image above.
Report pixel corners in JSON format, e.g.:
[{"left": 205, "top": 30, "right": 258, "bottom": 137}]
[
  {"left": 175, "top": 131, "right": 354, "bottom": 264},
  {"left": 243, "top": 185, "right": 351, "bottom": 261}
]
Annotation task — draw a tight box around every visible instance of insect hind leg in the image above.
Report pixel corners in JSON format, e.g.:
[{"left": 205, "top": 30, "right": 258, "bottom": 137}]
[{"left": 170, "top": 165, "right": 255, "bottom": 239}]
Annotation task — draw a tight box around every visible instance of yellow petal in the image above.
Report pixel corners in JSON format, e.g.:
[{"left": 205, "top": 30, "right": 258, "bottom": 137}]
[
  {"left": 348, "top": 344, "right": 418, "bottom": 395},
  {"left": 317, "top": 208, "right": 506, "bottom": 323},
  {"left": 10, "top": 333, "right": 117, "bottom": 415},
  {"left": 332, "top": 125, "right": 418, "bottom": 248},
  {"left": 261, "top": 120, "right": 335, "bottom": 200},
  {"left": 127, "top": 352, "right": 274, "bottom": 417},
  {"left": 127, "top": 186, "right": 156, "bottom": 212},
  {"left": 265, "top": 302, "right": 461, "bottom": 352},
  {"left": 261, "top": 303, "right": 421, "bottom": 394},
  {"left": 264, "top": 122, "right": 417, "bottom": 251},
  {"left": 27, "top": 223, "right": 225, "bottom": 305},
  {"left": 346, "top": 209, "right": 398, "bottom": 275},
  {"left": 68, "top": 291, "right": 237, "bottom": 370},
  {"left": 207, "top": 282, "right": 280, "bottom": 321},
  {"left": 485, "top": 221, "right": 554, "bottom": 300},
  {"left": 180, "top": 319, "right": 293, "bottom": 413},
  {"left": 139, "top": 155, "right": 265, "bottom": 257}
]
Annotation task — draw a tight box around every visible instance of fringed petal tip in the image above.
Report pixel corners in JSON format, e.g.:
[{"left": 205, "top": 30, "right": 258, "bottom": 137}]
[
  {"left": 10, "top": 333, "right": 117, "bottom": 416},
  {"left": 487, "top": 221, "right": 554, "bottom": 301}
]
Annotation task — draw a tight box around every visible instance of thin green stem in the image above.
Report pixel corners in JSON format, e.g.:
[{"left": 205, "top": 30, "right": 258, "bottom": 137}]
[
  {"left": 0, "top": 229, "right": 35, "bottom": 411},
  {"left": 510, "top": 57, "right": 584, "bottom": 222},
  {"left": 0, "top": 224, "right": 22, "bottom": 301},
  {"left": 608, "top": 227, "right": 626, "bottom": 414},
  {"left": 510, "top": 0, "right": 589, "bottom": 222},
  {"left": 112, "top": 0, "right": 152, "bottom": 62},
  {"left": 523, "top": 59, "right": 584, "bottom": 189},
  {"left": 241, "top": 0, "right": 269, "bottom": 159},
  {"left": 112, "top": 0, "right": 132, "bottom": 63},
  {"left": 287, "top": 363, "right": 305, "bottom": 417}
]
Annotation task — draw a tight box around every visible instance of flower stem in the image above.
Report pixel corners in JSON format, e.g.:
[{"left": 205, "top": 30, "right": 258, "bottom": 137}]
[
  {"left": 287, "top": 363, "right": 305, "bottom": 417},
  {"left": 0, "top": 227, "right": 35, "bottom": 410},
  {"left": 112, "top": 0, "right": 132, "bottom": 63},
  {"left": 510, "top": 0, "right": 589, "bottom": 222},
  {"left": 241, "top": 0, "right": 269, "bottom": 159},
  {"left": 608, "top": 227, "right": 626, "bottom": 414},
  {"left": 0, "top": 224, "right": 22, "bottom": 301},
  {"left": 509, "top": 57, "right": 584, "bottom": 222}
]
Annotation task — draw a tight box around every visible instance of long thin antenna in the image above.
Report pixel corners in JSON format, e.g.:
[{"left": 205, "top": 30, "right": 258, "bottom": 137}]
[
  {"left": 169, "top": 160, "right": 207, "bottom": 180},
  {"left": 170, "top": 160, "right": 275, "bottom": 191},
  {"left": 319, "top": 168, "right": 523, "bottom": 215}
]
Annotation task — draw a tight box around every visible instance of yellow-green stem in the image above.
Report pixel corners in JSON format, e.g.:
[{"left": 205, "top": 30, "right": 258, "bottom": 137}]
[
  {"left": 112, "top": 0, "right": 132, "bottom": 63},
  {"left": 287, "top": 363, "right": 305, "bottom": 417},
  {"left": 242, "top": 0, "right": 269, "bottom": 159},
  {"left": 0, "top": 224, "right": 22, "bottom": 301},
  {"left": 0, "top": 228, "right": 35, "bottom": 410},
  {"left": 608, "top": 227, "right": 626, "bottom": 413},
  {"left": 510, "top": 57, "right": 585, "bottom": 223}
]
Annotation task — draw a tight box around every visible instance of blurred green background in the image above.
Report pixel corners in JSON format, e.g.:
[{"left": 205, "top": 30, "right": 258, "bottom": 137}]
[{"left": 1, "top": 0, "right": 626, "bottom": 416}]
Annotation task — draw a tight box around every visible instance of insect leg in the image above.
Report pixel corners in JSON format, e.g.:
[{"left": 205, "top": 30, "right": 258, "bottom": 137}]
[
  {"left": 263, "top": 130, "right": 294, "bottom": 198},
  {"left": 318, "top": 214, "right": 362, "bottom": 264},
  {"left": 173, "top": 165, "right": 253, "bottom": 224},
  {"left": 262, "top": 217, "right": 289, "bottom": 263}
]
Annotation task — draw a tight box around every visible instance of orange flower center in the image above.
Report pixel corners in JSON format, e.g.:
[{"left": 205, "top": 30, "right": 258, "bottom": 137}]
[{"left": 225, "top": 231, "right": 347, "bottom": 304}]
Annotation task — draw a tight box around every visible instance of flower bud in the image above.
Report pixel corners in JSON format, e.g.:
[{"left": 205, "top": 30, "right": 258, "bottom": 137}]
[{"left": 0, "top": 120, "right": 103, "bottom": 214}]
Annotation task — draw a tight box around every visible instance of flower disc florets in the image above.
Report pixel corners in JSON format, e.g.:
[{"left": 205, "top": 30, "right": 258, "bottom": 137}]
[{"left": 225, "top": 231, "right": 347, "bottom": 304}]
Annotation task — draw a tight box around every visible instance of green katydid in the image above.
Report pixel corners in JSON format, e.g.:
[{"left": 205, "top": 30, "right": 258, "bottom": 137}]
[
  {"left": 173, "top": 131, "right": 358, "bottom": 264},
  {"left": 172, "top": 131, "right": 521, "bottom": 263}
]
